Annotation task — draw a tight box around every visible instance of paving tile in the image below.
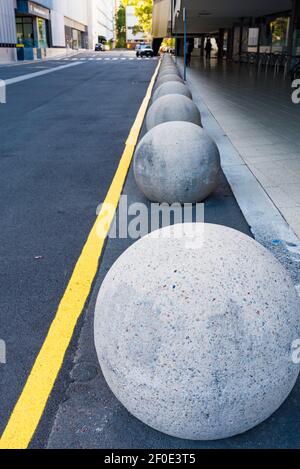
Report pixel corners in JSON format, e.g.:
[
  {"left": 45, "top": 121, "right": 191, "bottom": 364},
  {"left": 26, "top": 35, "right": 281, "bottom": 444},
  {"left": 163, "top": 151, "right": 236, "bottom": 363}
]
[{"left": 281, "top": 207, "right": 300, "bottom": 238}]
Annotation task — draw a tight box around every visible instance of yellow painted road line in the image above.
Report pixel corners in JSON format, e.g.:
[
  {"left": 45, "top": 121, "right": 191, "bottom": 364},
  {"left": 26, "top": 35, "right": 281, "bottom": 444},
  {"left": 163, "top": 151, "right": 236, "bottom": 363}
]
[{"left": 0, "top": 60, "right": 160, "bottom": 450}]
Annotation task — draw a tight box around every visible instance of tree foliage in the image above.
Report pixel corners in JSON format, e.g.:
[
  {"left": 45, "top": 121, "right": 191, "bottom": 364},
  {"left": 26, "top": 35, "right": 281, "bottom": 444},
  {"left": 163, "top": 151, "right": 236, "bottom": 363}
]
[
  {"left": 123, "top": 0, "right": 153, "bottom": 38},
  {"left": 116, "top": 3, "right": 126, "bottom": 48}
]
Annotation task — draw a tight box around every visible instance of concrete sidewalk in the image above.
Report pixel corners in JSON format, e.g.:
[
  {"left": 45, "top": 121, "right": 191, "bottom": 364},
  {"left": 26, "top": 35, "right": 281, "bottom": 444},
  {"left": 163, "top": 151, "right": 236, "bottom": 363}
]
[{"left": 179, "top": 57, "right": 300, "bottom": 239}]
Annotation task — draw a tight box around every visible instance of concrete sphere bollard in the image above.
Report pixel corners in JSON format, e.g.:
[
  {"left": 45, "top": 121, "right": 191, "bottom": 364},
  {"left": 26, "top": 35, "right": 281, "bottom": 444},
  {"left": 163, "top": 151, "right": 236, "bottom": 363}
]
[
  {"left": 159, "top": 67, "right": 179, "bottom": 78},
  {"left": 134, "top": 121, "right": 220, "bottom": 204},
  {"left": 146, "top": 94, "right": 202, "bottom": 131},
  {"left": 159, "top": 63, "right": 178, "bottom": 72},
  {"left": 155, "top": 74, "right": 184, "bottom": 89},
  {"left": 94, "top": 223, "right": 300, "bottom": 440},
  {"left": 153, "top": 82, "right": 192, "bottom": 101},
  {"left": 162, "top": 55, "right": 173, "bottom": 62}
]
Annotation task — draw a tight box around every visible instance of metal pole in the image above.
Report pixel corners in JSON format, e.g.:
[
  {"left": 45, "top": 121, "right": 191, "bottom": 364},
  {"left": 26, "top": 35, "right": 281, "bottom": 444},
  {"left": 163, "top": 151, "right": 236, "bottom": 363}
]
[{"left": 183, "top": 7, "right": 187, "bottom": 80}]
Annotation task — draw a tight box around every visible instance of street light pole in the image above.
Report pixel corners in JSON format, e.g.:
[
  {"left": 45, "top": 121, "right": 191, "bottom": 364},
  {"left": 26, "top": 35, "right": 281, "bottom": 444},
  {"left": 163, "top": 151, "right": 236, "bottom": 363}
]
[{"left": 183, "top": 7, "right": 187, "bottom": 81}]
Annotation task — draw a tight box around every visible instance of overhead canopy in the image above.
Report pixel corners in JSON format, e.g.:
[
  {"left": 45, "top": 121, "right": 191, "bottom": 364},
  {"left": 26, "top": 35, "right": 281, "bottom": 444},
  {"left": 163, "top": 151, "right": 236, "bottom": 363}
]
[{"left": 152, "top": 0, "right": 293, "bottom": 37}]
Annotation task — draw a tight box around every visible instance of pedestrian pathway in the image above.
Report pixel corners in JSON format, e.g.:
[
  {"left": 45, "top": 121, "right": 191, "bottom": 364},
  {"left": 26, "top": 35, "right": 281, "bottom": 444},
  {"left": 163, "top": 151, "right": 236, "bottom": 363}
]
[{"left": 182, "top": 57, "right": 300, "bottom": 239}]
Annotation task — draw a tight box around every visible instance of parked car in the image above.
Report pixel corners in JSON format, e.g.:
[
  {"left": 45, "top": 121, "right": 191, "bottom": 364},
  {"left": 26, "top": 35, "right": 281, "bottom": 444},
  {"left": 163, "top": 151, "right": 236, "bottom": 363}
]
[
  {"left": 95, "top": 43, "right": 104, "bottom": 51},
  {"left": 136, "top": 44, "right": 154, "bottom": 58}
]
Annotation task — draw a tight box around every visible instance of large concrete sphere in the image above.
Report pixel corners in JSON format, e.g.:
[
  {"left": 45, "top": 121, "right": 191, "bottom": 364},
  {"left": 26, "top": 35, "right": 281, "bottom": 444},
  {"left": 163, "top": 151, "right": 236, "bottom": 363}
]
[
  {"left": 153, "top": 81, "right": 192, "bottom": 101},
  {"left": 94, "top": 223, "right": 300, "bottom": 440},
  {"left": 155, "top": 74, "right": 184, "bottom": 89},
  {"left": 146, "top": 94, "right": 202, "bottom": 131},
  {"left": 162, "top": 55, "right": 173, "bottom": 63},
  {"left": 159, "top": 67, "right": 180, "bottom": 78},
  {"left": 134, "top": 121, "right": 220, "bottom": 204},
  {"left": 160, "top": 61, "right": 176, "bottom": 69}
]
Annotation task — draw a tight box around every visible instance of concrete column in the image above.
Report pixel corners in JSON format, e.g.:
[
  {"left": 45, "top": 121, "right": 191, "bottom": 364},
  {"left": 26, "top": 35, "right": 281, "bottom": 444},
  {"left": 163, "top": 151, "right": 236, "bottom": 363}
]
[
  {"left": 200, "top": 35, "right": 205, "bottom": 57},
  {"left": 152, "top": 38, "right": 163, "bottom": 56},
  {"left": 226, "top": 27, "right": 234, "bottom": 60},
  {"left": 218, "top": 28, "right": 225, "bottom": 59},
  {"left": 239, "top": 18, "right": 244, "bottom": 58},
  {"left": 287, "top": 0, "right": 300, "bottom": 68}
]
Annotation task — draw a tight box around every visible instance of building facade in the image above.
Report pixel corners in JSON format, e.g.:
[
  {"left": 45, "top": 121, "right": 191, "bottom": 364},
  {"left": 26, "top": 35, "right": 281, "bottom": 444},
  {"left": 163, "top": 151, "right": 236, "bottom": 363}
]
[
  {"left": 152, "top": 0, "right": 300, "bottom": 62},
  {"left": 0, "top": 0, "right": 116, "bottom": 62},
  {"left": 88, "top": 0, "right": 115, "bottom": 49}
]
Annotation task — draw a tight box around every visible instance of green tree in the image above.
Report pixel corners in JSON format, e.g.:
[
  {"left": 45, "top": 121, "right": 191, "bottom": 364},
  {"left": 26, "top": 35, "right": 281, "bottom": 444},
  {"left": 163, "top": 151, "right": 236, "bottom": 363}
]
[
  {"left": 132, "top": 0, "right": 153, "bottom": 37},
  {"left": 116, "top": 3, "right": 126, "bottom": 48}
]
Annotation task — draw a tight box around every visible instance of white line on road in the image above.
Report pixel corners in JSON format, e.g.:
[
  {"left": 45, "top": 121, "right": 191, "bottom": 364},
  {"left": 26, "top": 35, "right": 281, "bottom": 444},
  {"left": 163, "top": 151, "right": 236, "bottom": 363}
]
[{"left": 3, "top": 62, "right": 83, "bottom": 86}]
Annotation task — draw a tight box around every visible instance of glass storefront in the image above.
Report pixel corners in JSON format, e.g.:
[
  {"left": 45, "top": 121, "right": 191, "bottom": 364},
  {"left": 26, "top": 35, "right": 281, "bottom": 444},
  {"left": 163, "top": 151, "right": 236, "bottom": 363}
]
[
  {"left": 16, "top": 16, "right": 34, "bottom": 47},
  {"left": 16, "top": 1, "right": 50, "bottom": 49},
  {"left": 16, "top": 15, "right": 49, "bottom": 48}
]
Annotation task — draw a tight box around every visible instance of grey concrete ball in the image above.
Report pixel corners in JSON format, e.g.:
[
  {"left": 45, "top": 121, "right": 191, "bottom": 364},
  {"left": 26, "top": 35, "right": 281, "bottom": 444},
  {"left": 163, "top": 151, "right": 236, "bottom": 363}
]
[
  {"left": 153, "top": 82, "right": 192, "bottom": 101},
  {"left": 134, "top": 121, "right": 220, "bottom": 204},
  {"left": 146, "top": 94, "right": 202, "bottom": 131},
  {"left": 94, "top": 223, "right": 300, "bottom": 440},
  {"left": 155, "top": 74, "right": 184, "bottom": 89},
  {"left": 159, "top": 67, "right": 180, "bottom": 78}
]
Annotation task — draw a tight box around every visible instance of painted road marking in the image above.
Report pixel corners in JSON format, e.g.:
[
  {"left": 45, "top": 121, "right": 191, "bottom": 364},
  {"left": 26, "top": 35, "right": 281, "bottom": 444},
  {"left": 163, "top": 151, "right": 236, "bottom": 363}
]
[
  {"left": 3, "top": 62, "right": 83, "bottom": 86},
  {"left": 0, "top": 59, "right": 160, "bottom": 449},
  {"left": 50, "top": 57, "right": 157, "bottom": 63}
]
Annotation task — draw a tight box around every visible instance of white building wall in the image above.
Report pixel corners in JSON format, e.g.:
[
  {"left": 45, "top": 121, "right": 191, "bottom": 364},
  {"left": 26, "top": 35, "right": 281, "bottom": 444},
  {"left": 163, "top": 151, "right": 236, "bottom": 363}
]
[
  {"left": 88, "top": 0, "right": 115, "bottom": 49},
  {"left": 0, "top": 0, "right": 17, "bottom": 44},
  {"left": 58, "top": 0, "right": 89, "bottom": 25},
  {"left": 0, "top": 0, "right": 17, "bottom": 62},
  {"left": 50, "top": 9, "right": 66, "bottom": 47},
  {"left": 51, "top": 0, "right": 89, "bottom": 48}
]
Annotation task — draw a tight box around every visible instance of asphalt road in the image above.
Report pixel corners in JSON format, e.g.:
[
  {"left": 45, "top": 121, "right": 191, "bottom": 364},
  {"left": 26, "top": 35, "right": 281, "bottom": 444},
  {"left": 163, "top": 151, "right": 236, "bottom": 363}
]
[{"left": 0, "top": 50, "right": 157, "bottom": 441}]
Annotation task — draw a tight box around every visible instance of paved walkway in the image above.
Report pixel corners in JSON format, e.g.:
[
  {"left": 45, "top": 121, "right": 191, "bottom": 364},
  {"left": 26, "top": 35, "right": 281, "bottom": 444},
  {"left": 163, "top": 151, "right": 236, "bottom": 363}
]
[{"left": 182, "top": 57, "right": 300, "bottom": 238}]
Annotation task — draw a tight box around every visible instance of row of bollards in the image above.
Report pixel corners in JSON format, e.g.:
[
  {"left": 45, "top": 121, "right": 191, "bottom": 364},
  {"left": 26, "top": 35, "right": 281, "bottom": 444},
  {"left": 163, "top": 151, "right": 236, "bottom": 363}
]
[
  {"left": 94, "top": 54, "right": 300, "bottom": 441},
  {"left": 133, "top": 54, "right": 221, "bottom": 205}
]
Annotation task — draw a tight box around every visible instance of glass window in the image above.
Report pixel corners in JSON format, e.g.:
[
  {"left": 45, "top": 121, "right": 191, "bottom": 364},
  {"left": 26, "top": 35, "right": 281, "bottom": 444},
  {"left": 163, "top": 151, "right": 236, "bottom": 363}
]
[
  {"left": 15, "top": 17, "right": 34, "bottom": 47},
  {"left": 271, "top": 17, "right": 289, "bottom": 52},
  {"left": 37, "top": 18, "right": 48, "bottom": 48}
]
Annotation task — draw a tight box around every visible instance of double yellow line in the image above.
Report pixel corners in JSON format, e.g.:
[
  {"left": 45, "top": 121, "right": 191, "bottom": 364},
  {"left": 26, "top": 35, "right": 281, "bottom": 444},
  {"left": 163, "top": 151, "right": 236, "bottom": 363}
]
[{"left": 0, "top": 61, "right": 160, "bottom": 449}]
